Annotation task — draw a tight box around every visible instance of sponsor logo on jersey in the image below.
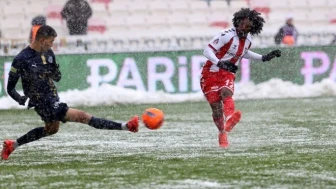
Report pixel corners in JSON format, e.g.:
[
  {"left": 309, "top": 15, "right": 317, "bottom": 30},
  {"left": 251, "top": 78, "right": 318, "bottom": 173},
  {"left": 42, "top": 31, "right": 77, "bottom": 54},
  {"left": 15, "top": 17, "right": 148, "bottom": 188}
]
[
  {"left": 53, "top": 101, "right": 60, "bottom": 109},
  {"left": 228, "top": 52, "right": 236, "bottom": 57},
  {"left": 213, "top": 38, "right": 219, "bottom": 45},
  {"left": 48, "top": 56, "right": 53, "bottom": 63}
]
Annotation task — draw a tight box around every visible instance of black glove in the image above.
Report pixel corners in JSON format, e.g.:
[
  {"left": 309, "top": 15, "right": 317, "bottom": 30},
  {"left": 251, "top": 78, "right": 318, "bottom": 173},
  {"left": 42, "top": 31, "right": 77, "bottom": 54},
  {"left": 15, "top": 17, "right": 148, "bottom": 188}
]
[
  {"left": 18, "top": 96, "right": 28, "bottom": 106},
  {"left": 262, "top": 50, "right": 281, "bottom": 62},
  {"left": 217, "top": 60, "right": 238, "bottom": 73}
]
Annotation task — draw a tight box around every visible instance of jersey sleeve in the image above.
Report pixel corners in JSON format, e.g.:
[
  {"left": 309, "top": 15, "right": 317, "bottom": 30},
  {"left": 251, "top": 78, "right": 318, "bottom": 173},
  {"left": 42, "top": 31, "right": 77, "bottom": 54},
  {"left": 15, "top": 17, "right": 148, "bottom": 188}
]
[
  {"left": 208, "top": 29, "right": 234, "bottom": 51},
  {"left": 9, "top": 57, "right": 23, "bottom": 77},
  {"left": 203, "top": 45, "right": 219, "bottom": 64},
  {"left": 243, "top": 50, "right": 263, "bottom": 60},
  {"left": 7, "top": 57, "right": 24, "bottom": 103}
]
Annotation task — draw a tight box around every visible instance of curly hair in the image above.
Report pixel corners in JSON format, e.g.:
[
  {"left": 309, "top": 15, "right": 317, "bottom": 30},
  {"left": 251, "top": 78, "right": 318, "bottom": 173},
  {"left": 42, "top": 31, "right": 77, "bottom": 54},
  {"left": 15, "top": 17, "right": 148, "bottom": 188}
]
[{"left": 232, "top": 8, "right": 265, "bottom": 35}]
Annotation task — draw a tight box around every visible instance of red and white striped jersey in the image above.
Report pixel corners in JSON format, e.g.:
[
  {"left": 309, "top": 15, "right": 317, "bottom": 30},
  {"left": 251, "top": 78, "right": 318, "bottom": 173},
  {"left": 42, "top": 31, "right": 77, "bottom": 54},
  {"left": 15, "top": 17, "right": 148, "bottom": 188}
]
[{"left": 202, "top": 27, "right": 262, "bottom": 73}]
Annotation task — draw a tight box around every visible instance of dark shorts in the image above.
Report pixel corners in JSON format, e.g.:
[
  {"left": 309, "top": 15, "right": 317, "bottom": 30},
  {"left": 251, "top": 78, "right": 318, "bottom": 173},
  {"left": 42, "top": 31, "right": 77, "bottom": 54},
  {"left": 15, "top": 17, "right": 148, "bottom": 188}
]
[{"left": 34, "top": 100, "right": 69, "bottom": 123}]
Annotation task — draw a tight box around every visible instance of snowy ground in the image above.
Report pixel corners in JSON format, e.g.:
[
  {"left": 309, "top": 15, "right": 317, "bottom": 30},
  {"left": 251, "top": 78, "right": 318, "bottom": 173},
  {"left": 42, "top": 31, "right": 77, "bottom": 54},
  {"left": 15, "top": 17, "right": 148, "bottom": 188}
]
[
  {"left": 1, "top": 78, "right": 336, "bottom": 109},
  {"left": 0, "top": 96, "right": 336, "bottom": 188}
]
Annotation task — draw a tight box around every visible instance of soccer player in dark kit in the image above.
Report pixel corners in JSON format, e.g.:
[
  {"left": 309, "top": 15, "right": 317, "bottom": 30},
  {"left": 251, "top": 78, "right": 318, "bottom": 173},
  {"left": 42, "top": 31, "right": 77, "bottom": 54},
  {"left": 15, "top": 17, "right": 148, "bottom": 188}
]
[{"left": 1, "top": 25, "right": 139, "bottom": 160}]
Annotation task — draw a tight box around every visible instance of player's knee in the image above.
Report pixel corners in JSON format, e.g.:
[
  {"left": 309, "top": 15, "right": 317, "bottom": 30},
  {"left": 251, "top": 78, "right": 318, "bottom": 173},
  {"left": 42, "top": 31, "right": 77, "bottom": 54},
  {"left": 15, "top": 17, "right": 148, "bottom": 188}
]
[
  {"left": 221, "top": 88, "right": 233, "bottom": 98},
  {"left": 45, "top": 126, "right": 59, "bottom": 135}
]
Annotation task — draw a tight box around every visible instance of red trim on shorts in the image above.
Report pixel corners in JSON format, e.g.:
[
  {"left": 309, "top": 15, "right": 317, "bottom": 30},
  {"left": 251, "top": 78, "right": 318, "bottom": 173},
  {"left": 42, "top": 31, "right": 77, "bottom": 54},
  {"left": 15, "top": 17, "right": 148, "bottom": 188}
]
[{"left": 203, "top": 85, "right": 226, "bottom": 95}]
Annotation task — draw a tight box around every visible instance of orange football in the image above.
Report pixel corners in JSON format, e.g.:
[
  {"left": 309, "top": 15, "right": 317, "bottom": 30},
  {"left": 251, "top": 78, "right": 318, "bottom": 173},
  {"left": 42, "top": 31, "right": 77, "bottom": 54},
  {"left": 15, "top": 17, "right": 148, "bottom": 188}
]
[{"left": 142, "top": 108, "right": 164, "bottom": 130}]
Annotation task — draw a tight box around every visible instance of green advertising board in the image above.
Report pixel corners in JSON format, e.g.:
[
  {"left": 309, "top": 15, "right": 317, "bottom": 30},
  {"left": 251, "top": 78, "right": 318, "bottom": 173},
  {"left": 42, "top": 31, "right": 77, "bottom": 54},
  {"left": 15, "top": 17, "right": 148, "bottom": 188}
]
[{"left": 1, "top": 46, "right": 335, "bottom": 97}]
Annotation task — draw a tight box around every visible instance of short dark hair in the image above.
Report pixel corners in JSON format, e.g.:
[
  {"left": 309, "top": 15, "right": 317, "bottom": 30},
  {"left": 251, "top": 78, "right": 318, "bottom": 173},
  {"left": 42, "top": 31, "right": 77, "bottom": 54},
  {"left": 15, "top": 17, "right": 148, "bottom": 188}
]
[
  {"left": 232, "top": 8, "right": 265, "bottom": 36},
  {"left": 35, "top": 25, "right": 57, "bottom": 40},
  {"left": 31, "top": 15, "right": 46, "bottom": 26}
]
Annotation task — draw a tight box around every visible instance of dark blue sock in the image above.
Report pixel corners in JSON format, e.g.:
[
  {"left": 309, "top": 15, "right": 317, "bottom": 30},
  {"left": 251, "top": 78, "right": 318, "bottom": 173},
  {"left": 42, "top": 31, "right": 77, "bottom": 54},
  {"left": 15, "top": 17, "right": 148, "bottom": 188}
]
[
  {"left": 88, "top": 117, "right": 122, "bottom": 130},
  {"left": 17, "top": 127, "right": 47, "bottom": 146}
]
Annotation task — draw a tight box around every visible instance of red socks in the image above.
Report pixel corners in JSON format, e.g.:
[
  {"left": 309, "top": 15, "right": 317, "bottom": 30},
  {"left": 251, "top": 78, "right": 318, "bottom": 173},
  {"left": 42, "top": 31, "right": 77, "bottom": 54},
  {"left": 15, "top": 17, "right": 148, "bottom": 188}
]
[
  {"left": 212, "top": 97, "right": 235, "bottom": 132},
  {"left": 223, "top": 96, "right": 234, "bottom": 117}
]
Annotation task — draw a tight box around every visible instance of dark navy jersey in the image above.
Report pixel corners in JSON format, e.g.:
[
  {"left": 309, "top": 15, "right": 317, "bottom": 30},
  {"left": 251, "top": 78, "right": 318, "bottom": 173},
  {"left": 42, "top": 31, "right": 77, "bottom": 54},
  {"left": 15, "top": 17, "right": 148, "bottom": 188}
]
[{"left": 7, "top": 46, "right": 61, "bottom": 105}]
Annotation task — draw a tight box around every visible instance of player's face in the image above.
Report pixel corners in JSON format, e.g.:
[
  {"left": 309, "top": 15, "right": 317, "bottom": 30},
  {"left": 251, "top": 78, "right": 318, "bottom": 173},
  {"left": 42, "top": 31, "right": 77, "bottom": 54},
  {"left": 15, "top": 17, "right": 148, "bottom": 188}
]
[
  {"left": 41, "top": 36, "right": 55, "bottom": 52},
  {"left": 236, "top": 18, "right": 252, "bottom": 39}
]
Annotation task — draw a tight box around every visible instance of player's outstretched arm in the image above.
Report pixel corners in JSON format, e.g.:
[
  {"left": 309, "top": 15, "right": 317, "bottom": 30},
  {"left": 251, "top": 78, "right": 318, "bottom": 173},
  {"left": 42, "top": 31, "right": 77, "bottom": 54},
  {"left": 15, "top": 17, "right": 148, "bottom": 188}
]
[
  {"left": 244, "top": 50, "right": 281, "bottom": 62},
  {"left": 261, "top": 50, "right": 281, "bottom": 62}
]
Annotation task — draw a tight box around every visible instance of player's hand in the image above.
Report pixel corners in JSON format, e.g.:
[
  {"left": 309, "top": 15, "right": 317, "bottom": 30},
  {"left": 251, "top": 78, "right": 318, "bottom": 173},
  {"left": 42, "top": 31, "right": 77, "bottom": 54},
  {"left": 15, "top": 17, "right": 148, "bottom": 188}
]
[
  {"left": 217, "top": 60, "right": 238, "bottom": 73},
  {"left": 262, "top": 50, "right": 281, "bottom": 62},
  {"left": 18, "top": 96, "right": 28, "bottom": 106}
]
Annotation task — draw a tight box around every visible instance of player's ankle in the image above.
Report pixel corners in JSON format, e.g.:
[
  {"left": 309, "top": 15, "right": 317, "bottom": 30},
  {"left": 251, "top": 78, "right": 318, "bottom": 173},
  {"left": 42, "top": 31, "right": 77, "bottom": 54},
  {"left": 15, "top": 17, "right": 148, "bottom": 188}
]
[
  {"left": 121, "top": 123, "right": 128, "bottom": 130},
  {"left": 14, "top": 141, "right": 19, "bottom": 149}
]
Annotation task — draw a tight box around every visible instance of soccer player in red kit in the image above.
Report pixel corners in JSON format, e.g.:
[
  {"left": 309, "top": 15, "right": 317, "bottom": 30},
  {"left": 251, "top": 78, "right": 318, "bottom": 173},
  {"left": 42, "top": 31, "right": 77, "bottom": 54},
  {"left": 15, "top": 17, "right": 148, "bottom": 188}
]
[{"left": 200, "top": 8, "right": 281, "bottom": 148}]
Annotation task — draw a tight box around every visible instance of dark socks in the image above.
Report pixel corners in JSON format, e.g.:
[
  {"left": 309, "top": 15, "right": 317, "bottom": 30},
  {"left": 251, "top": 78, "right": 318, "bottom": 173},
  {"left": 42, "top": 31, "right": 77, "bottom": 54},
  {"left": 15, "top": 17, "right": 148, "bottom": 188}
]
[
  {"left": 88, "top": 117, "right": 122, "bottom": 130},
  {"left": 15, "top": 118, "right": 122, "bottom": 147},
  {"left": 16, "top": 127, "right": 47, "bottom": 146}
]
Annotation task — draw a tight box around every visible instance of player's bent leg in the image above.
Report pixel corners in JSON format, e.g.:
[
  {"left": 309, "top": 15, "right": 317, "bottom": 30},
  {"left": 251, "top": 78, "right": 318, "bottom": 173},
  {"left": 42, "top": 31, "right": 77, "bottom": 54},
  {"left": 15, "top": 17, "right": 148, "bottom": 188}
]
[
  {"left": 223, "top": 96, "right": 235, "bottom": 117},
  {"left": 16, "top": 123, "right": 58, "bottom": 148},
  {"left": 224, "top": 111, "right": 242, "bottom": 132},
  {"left": 220, "top": 88, "right": 241, "bottom": 133},
  {"left": 2, "top": 122, "right": 61, "bottom": 160},
  {"left": 44, "top": 122, "right": 60, "bottom": 135},
  {"left": 220, "top": 88, "right": 234, "bottom": 117}
]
